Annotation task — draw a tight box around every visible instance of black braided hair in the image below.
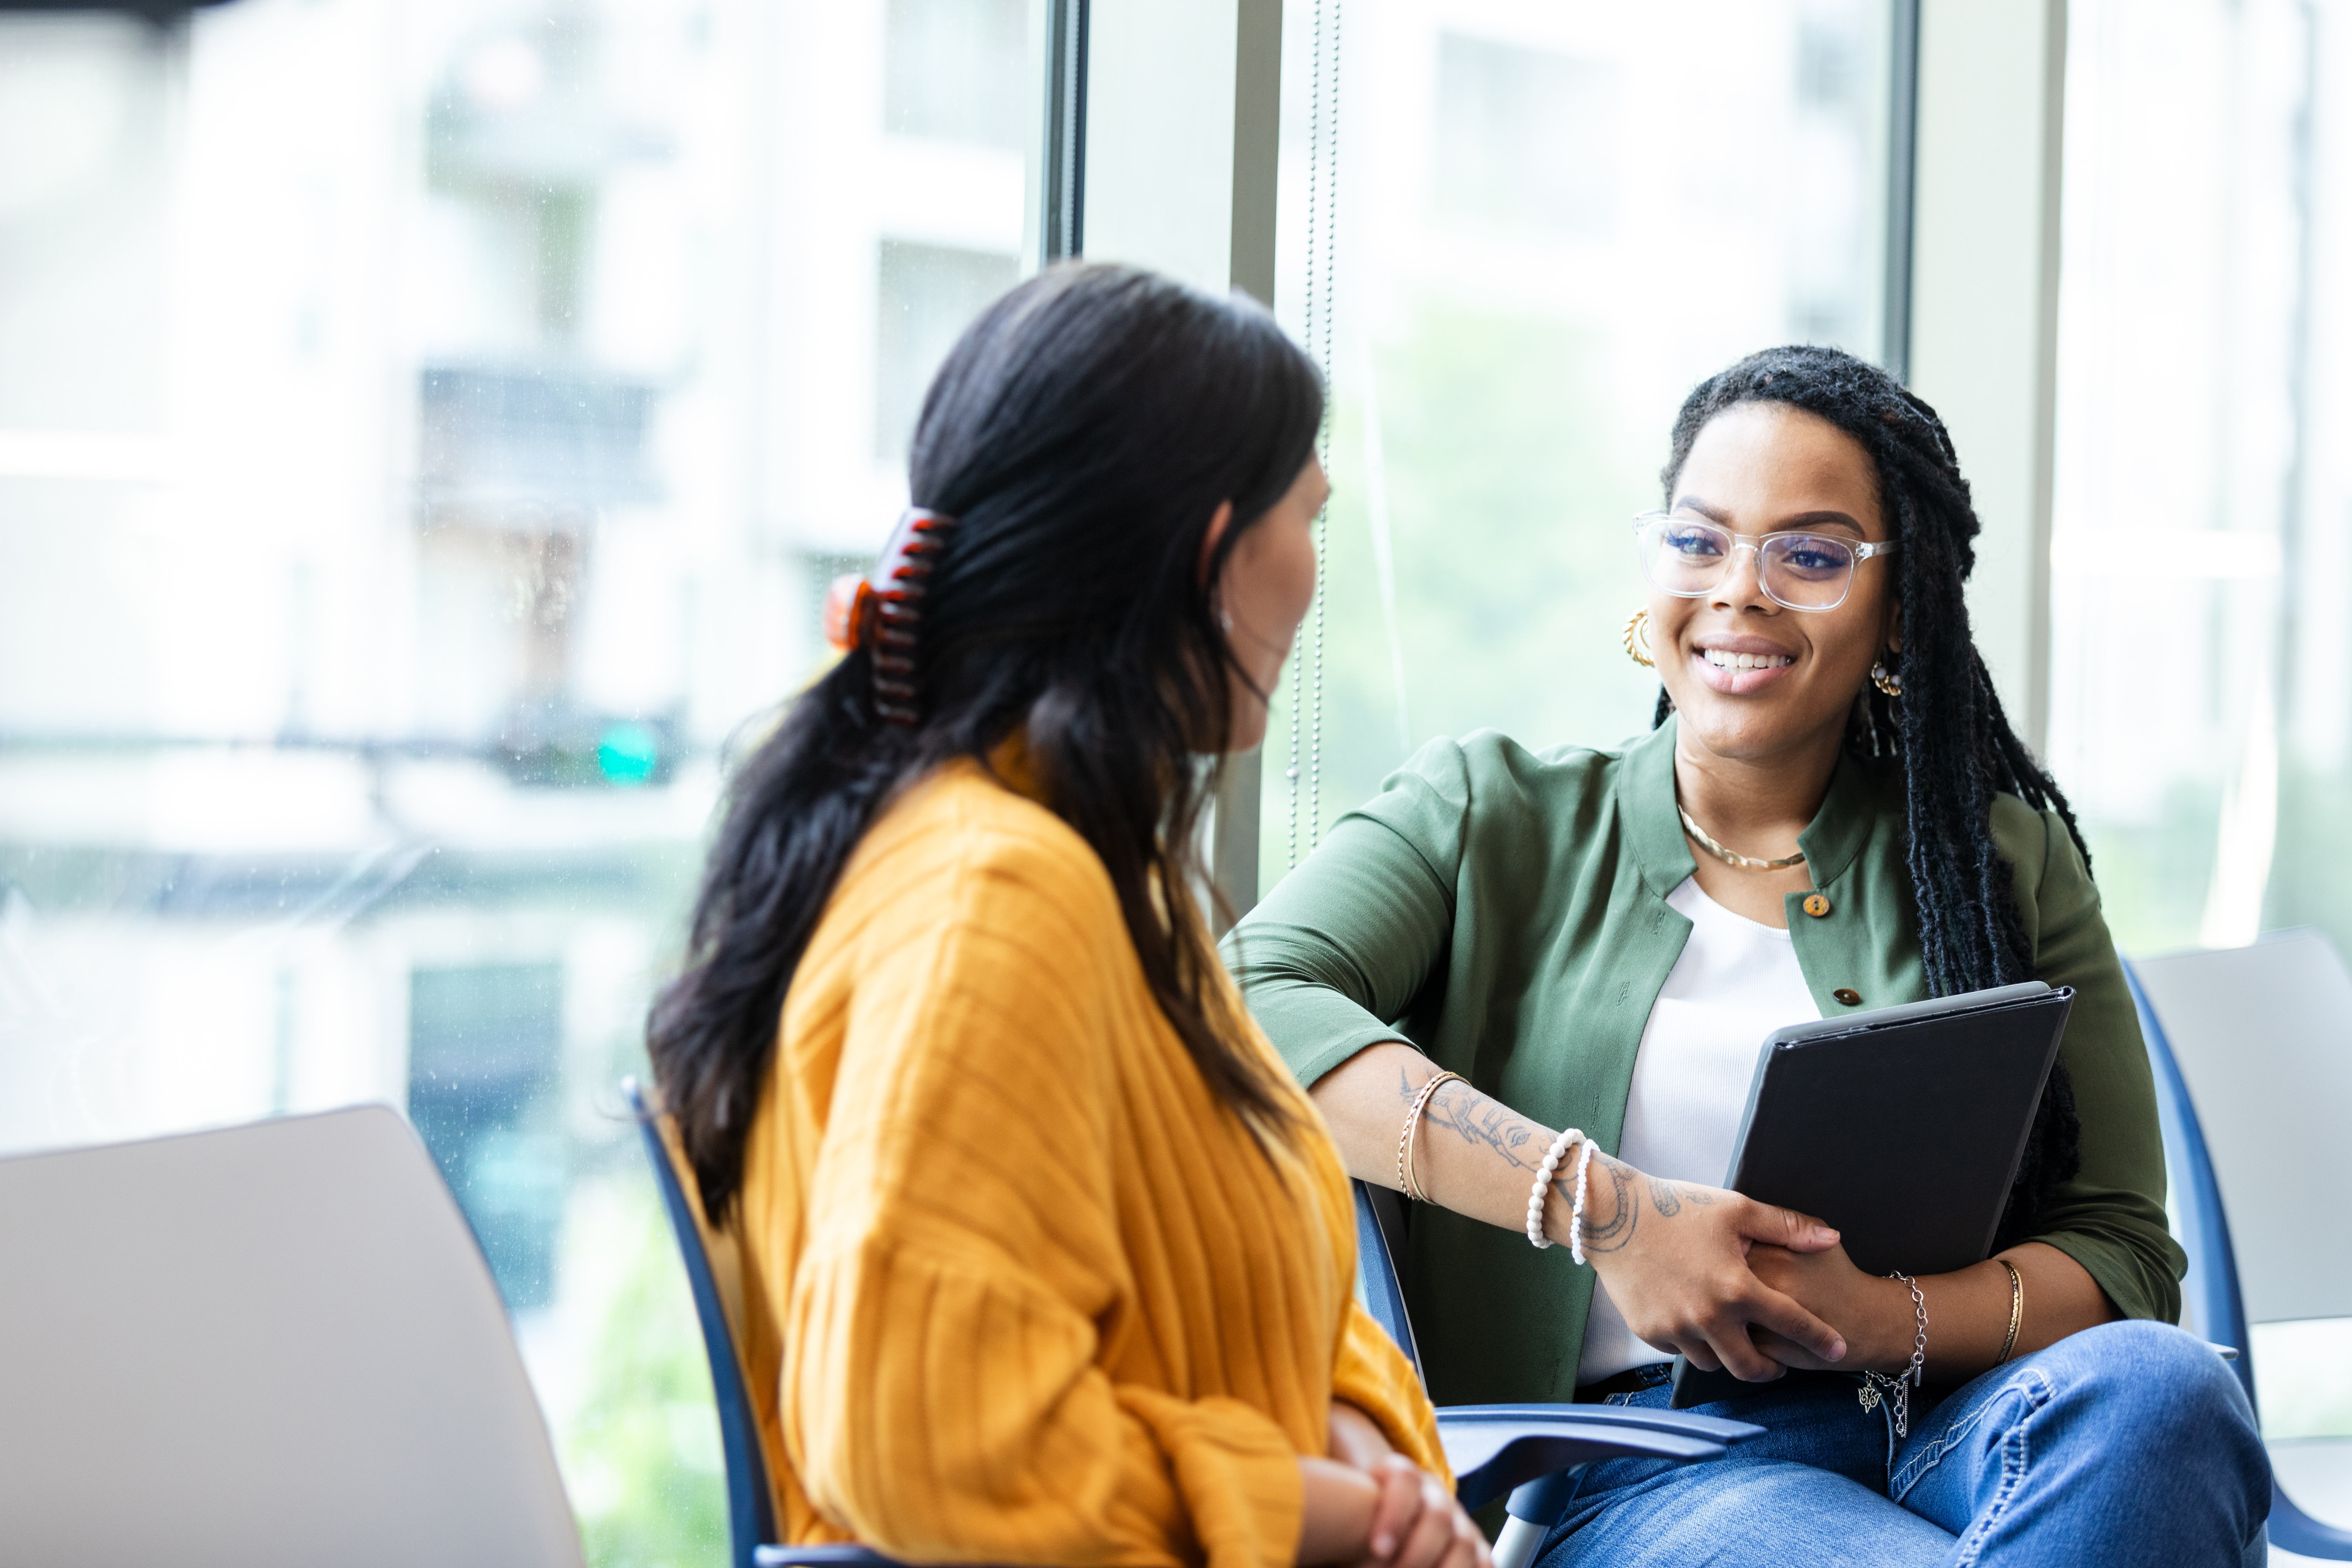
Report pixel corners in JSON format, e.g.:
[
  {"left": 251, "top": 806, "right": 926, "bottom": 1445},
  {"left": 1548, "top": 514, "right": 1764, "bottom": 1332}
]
[{"left": 1658, "top": 345, "right": 2087, "bottom": 1247}]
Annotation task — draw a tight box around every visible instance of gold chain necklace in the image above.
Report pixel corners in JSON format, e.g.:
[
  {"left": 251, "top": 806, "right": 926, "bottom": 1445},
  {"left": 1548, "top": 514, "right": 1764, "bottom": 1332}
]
[{"left": 1678, "top": 803, "right": 1807, "bottom": 872}]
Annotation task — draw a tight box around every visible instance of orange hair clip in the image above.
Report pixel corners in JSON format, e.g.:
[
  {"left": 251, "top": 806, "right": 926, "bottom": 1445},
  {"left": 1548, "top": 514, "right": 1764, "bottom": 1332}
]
[{"left": 823, "top": 507, "right": 957, "bottom": 724}]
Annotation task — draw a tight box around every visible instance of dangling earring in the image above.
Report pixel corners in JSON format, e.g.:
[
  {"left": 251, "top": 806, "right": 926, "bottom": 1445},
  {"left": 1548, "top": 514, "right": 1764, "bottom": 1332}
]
[
  {"left": 1623, "top": 608, "right": 1656, "bottom": 668},
  {"left": 1871, "top": 658, "right": 1903, "bottom": 698}
]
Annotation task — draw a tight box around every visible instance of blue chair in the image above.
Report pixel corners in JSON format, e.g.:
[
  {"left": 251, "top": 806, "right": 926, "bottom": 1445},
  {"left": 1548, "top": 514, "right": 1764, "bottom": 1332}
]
[
  {"left": 1349, "top": 1180, "right": 1762, "bottom": 1567},
  {"left": 623, "top": 1079, "right": 793, "bottom": 1568},
  {"left": 626, "top": 1078, "right": 1758, "bottom": 1568},
  {"left": 2127, "top": 935, "right": 2352, "bottom": 1561}
]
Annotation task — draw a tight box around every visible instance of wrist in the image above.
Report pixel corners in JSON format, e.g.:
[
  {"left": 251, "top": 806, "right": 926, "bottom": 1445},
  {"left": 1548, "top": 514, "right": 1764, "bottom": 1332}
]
[
  {"left": 1294, "top": 1456, "right": 1376, "bottom": 1564},
  {"left": 1864, "top": 1275, "right": 1921, "bottom": 1374},
  {"left": 1546, "top": 1148, "right": 1625, "bottom": 1261}
]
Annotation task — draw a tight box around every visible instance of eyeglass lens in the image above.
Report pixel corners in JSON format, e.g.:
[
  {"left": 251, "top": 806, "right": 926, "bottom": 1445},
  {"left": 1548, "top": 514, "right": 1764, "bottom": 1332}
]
[{"left": 1640, "top": 517, "right": 1858, "bottom": 609}]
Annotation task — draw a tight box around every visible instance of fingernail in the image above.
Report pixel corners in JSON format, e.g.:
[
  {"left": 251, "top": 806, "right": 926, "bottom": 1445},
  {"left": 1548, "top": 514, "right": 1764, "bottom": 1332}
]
[{"left": 1829, "top": 1338, "right": 1847, "bottom": 1360}]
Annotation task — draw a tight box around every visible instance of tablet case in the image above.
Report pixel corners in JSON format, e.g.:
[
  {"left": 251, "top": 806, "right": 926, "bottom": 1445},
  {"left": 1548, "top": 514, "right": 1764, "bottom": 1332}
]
[{"left": 1666, "top": 981, "right": 2074, "bottom": 1408}]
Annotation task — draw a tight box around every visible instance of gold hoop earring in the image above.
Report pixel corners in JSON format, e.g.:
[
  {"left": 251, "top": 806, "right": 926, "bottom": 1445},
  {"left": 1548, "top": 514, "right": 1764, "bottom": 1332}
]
[
  {"left": 1623, "top": 608, "right": 1656, "bottom": 668},
  {"left": 1871, "top": 659, "right": 1903, "bottom": 698}
]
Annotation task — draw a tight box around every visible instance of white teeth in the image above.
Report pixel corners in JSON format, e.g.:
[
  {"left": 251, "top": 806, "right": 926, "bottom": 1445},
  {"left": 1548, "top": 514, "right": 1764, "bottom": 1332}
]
[{"left": 1704, "top": 649, "right": 1792, "bottom": 670}]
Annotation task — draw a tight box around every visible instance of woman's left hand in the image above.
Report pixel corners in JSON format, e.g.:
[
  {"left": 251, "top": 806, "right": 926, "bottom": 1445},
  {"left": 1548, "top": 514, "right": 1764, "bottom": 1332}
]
[{"left": 1744, "top": 1242, "right": 1909, "bottom": 1374}]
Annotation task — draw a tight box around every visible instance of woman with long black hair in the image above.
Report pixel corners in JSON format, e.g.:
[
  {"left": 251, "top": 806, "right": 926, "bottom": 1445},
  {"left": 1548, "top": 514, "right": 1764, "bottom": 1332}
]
[
  {"left": 1228, "top": 345, "right": 2270, "bottom": 1564},
  {"left": 649, "top": 264, "right": 1483, "bottom": 1568}
]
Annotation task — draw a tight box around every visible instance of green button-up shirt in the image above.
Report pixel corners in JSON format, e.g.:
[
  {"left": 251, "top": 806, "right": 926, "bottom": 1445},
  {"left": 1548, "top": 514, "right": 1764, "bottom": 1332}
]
[{"left": 1225, "top": 718, "right": 2184, "bottom": 1406}]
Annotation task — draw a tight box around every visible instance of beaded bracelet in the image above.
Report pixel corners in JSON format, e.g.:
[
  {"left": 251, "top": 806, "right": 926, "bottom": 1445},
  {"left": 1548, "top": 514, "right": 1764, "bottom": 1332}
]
[
  {"left": 1526, "top": 1126, "right": 1587, "bottom": 1251},
  {"left": 1568, "top": 1136, "right": 1597, "bottom": 1264}
]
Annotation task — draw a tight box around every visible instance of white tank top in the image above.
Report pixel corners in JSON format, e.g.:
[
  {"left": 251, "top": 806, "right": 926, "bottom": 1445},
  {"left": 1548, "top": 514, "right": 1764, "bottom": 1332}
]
[{"left": 1575, "top": 875, "right": 1823, "bottom": 1384}]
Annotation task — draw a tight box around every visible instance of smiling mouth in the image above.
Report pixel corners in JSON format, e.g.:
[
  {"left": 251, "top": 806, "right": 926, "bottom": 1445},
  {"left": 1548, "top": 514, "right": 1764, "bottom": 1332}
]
[{"left": 1701, "top": 649, "right": 1794, "bottom": 671}]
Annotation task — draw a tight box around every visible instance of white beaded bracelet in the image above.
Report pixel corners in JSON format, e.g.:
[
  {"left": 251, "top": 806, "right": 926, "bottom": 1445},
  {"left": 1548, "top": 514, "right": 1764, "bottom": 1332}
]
[
  {"left": 1568, "top": 1136, "right": 1597, "bottom": 1265},
  {"left": 1526, "top": 1127, "right": 1585, "bottom": 1250}
]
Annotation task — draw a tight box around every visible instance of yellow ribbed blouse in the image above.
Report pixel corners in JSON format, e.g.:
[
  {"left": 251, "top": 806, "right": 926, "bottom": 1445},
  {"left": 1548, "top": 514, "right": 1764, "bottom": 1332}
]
[{"left": 729, "top": 757, "right": 1444, "bottom": 1568}]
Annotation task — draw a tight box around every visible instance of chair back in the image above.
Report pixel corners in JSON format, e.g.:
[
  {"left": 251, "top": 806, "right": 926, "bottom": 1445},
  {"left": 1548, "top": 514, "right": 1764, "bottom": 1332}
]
[
  {"left": 2121, "top": 961, "right": 2253, "bottom": 1393},
  {"left": 624, "top": 1078, "right": 778, "bottom": 1568},
  {"left": 1354, "top": 1180, "right": 1424, "bottom": 1383},
  {"left": 0, "top": 1106, "right": 585, "bottom": 1567},
  {"left": 2126, "top": 935, "right": 2352, "bottom": 1561},
  {"left": 2129, "top": 932, "right": 2352, "bottom": 1332}
]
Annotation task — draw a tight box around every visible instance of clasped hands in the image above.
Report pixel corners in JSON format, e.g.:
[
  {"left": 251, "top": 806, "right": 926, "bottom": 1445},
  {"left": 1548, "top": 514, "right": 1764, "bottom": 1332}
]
[
  {"left": 1577, "top": 1157, "right": 1917, "bottom": 1382},
  {"left": 1296, "top": 1402, "right": 1488, "bottom": 1568}
]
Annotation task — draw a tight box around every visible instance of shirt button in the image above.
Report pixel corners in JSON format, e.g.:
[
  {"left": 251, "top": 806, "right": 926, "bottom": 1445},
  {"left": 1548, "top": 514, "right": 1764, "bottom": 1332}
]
[
  {"left": 1833, "top": 988, "right": 1863, "bottom": 1006},
  {"left": 1803, "top": 893, "right": 1832, "bottom": 918}
]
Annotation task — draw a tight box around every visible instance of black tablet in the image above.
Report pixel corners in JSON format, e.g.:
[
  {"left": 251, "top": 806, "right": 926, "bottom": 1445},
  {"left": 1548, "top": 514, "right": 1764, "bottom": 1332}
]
[{"left": 1666, "top": 980, "right": 2074, "bottom": 1408}]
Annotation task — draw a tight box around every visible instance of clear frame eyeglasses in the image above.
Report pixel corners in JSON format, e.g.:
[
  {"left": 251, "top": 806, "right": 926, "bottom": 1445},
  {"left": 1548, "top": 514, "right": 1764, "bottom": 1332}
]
[{"left": 1631, "top": 511, "right": 1899, "bottom": 612}]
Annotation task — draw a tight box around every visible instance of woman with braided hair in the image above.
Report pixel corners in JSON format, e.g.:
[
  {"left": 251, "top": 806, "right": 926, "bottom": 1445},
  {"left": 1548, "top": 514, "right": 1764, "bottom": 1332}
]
[
  {"left": 649, "top": 264, "right": 1486, "bottom": 1568},
  {"left": 1228, "top": 345, "right": 2269, "bottom": 1564}
]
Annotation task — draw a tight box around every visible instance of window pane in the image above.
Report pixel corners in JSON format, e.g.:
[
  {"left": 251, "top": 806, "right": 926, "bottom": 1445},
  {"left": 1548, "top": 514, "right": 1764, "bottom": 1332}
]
[
  {"left": 885, "top": 0, "right": 1031, "bottom": 149},
  {"left": 876, "top": 239, "right": 1023, "bottom": 459},
  {"left": 0, "top": 2, "right": 1040, "bottom": 1559},
  {"left": 1264, "top": 0, "right": 1895, "bottom": 880},
  {"left": 2049, "top": 0, "right": 2348, "bottom": 967},
  {"left": 1433, "top": 35, "right": 1622, "bottom": 237}
]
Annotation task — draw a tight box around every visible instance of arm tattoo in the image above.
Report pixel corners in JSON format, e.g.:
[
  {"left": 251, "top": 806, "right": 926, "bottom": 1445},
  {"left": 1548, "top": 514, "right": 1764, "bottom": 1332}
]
[
  {"left": 1398, "top": 1068, "right": 1546, "bottom": 1171},
  {"left": 1652, "top": 1178, "right": 1714, "bottom": 1216},
  {"left": 1397, "top": 1069, "right": 1697, "bottom": 1249},
  {"left": 1573, "top": 1157, "right": 1639, "bottom": 1252}
]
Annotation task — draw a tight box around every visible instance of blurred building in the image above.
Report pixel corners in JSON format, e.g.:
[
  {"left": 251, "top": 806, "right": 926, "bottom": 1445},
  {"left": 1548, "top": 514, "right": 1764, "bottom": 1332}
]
[{"left": 0, "top": 0, "right": 1031, "bottom": 1554}]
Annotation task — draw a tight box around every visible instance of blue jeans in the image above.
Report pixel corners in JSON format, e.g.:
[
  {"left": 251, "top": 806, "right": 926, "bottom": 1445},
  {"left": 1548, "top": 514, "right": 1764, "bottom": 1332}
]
[{"left": 1536, "top": 1321, "right": 2269, "bottom": 1567}]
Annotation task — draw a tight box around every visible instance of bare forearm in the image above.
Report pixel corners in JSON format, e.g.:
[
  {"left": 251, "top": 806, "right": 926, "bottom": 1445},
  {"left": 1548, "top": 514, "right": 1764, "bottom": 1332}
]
[
  {"left": 1309, "top": 1042, "right": 1680, "bottom": 1250},
  {"left": 1311, "top": 1042, "right": 1579, "bottom": 1234},
  {"left": 1758, "top": 1241, "right": 2122, "bottom": 1379},
  {"left": 1316, "top": 1046, "right": 1853, "bottom": 1381},
  {"left": 1916, "top": 1244, "right": 2118, "bottom": 1379}
]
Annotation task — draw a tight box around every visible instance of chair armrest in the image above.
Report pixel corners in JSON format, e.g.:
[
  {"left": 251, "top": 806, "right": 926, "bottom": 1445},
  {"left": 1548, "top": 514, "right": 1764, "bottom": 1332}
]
[
  {"left": 1437, "top": 1404, "right": 1763, "bottom": 1512},
  {"left": 749, "top": 1408, "right": 1765, "bottom": 1566},
  {"left": 754, "top": 1547, "right": 904, "bottom": 1567},
  {"left": 2270, "top": 1490, "right": 2352, "bottom": 1561}
]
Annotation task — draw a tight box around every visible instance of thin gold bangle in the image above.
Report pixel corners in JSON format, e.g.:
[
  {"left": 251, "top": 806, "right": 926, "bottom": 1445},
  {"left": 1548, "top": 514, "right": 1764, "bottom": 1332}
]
[
  {"left": 1396, "top": 1071, "right": 1463, "bottom": 1203},
  {"left": 1995, "top": 1257, "right": 2024, "bottom": 1365}
]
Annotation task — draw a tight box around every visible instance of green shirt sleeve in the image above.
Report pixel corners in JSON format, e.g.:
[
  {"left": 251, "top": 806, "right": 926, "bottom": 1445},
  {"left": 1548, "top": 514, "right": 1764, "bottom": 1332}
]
[
  {"left": 1999, "top": 798, "right": 2188, "bottom": 1325},
  {"left": 1220, "top": 742, "right": 1472, "bottom": 1089}
]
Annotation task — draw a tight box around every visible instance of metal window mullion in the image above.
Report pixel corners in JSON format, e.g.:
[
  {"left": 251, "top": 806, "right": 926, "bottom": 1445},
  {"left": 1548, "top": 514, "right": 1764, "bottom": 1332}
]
[
  {"left": 1041, "top": 0, "right": 1090, "bottom": 263},
  {"left": 1884, "top": 0, "right": 1923, "bottom": 383},
  {"left": 1210, "top": 0, "right": 1287, "bottom": 930}
]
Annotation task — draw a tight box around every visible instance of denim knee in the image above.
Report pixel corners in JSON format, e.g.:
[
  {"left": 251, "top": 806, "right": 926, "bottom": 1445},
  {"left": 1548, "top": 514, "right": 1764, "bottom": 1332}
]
[{"left": 2034, "top": 1319, "right": 2260, "bottom": 1454}]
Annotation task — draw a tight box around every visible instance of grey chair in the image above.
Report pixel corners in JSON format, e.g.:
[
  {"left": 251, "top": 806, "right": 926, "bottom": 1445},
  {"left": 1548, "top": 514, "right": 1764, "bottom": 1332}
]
[
  {"left": 0, "top": 1106, "right": 586, "bottom": 1568},
  {"left": 2129, "top": 930, "right": 2352, "bottom": 1561},
  {"left": 626, "top": 1079, "right": 1760, "bottom": 1568}
]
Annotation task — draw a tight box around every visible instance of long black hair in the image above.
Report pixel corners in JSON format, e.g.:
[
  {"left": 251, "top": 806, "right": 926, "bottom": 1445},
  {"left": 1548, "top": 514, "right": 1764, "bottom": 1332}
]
[
  {"left": 649, "top": 263, "right": 1322, "bottom": 1221},
  {"left": 1658, "top": 345, "right": 2086, "bottom": 1245}
]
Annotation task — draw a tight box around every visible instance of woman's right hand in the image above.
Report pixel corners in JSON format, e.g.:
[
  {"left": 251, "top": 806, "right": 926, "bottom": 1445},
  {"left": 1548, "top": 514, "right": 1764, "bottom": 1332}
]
[
  {"left": 1571, "top": 1151, "right": 1850, "bottom": 1382},
  {"left": 1295, "top": 1455, "right": 1489, "bottom": 1568}
]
